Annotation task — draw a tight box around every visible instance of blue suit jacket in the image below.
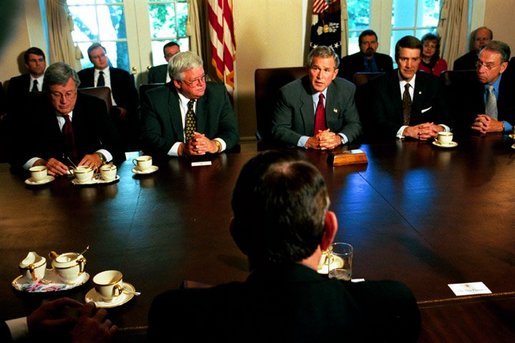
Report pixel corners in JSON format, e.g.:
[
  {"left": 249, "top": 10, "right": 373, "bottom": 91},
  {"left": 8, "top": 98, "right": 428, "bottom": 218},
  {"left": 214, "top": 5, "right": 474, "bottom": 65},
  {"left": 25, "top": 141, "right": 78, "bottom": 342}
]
[
  {"left": 140, "top": 83, "right": 239, "bottom": 156},
  {"left": 272, "top": 76, "right": 362, "bottom": 146},
  {"left": 369, "top": 70, "right": 451, "bottom": 139}
]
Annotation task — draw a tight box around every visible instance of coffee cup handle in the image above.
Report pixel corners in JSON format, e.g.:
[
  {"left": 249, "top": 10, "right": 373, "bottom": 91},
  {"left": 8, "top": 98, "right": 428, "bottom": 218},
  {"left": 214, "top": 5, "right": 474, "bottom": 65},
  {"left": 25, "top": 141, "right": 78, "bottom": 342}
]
[
  {"left": 28, "top": 263, "right": 37, "bottom": 282},
  {"left": 77, "top": 257, "right": 86, "bottom": 273},
  {"left": 113, "top": 283, "right": 124, "bottom": 297},
  {"left": 132, "top": 159, "right": 138, "bottom": 166}
]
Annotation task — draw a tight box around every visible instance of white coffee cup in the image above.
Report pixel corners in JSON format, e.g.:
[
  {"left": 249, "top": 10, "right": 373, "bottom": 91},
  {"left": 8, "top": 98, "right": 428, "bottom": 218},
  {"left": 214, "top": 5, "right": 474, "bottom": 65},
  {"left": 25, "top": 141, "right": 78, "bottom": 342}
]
[
  {"left": 133, "top": 155, "right": 152, "bottom": 171},
  {"left": 100, "top": 164, "right": 117, "bottom": 181},
  {"left": 74, "top": 166, "right": 94, "bottom": 183},
  {"left": 93, "top": 270, "right": 125, "bottom": 302},
  {"left": 50, "top": 252, "right": 87, "bottom": 284},
  {"left": 19, "top": 251, "right": 46, "bottom": 282},
  {"left": 437, "top": 132, "right": 453, "bottom": 145},
  {"left": 29, "top": 166, "right": 48, "bottom": 182}
]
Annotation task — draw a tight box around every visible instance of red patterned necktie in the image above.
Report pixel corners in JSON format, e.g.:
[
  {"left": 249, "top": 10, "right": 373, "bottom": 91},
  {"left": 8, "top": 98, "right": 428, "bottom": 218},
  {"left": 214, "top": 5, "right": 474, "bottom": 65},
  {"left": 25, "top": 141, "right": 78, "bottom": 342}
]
[
  {"left": 62, "top": 115, "right": 77, "bottom": 161},
  {"left": 314, "top": 93, "right": 327, "bottom": 133}
]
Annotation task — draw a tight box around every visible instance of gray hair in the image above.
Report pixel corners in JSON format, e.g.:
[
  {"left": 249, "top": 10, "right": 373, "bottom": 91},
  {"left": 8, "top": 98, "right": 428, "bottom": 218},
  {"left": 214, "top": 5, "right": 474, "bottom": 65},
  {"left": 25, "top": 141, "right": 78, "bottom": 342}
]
[
  {"left": 307, "top": 46, "right": 340, "bottom": 68},
  {"left": 481, "top": 40, "right": 511, "bottom": 63},
  {"left": 168, "top": 51, "right": 204, "bottom": 81},
  {"left": 42, "top": 62, "right": 81, "bottom": 92}
]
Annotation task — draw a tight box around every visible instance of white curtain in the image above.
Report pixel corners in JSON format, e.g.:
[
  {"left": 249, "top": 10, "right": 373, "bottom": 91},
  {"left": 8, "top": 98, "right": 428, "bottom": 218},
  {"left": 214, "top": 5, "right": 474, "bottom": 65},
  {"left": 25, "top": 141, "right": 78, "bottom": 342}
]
[
  {"left": 340, "top": 0, "right": 348, "bottom": 57},
  {"left": 187, "top": 0, "right": 203, "bottom": 60},
  {"left": 437, "top": 0, "right": 469, "bottom": 69}
]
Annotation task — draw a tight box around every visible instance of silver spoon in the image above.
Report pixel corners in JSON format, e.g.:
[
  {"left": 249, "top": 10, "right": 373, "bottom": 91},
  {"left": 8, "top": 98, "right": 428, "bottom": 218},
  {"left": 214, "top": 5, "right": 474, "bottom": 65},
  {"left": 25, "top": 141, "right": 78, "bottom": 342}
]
[
  {"left": 79, "top": 245, "right": 90, "bottom": 256},
  {"left": 123, "top": 288, "right": 141, "bottom": 296}
]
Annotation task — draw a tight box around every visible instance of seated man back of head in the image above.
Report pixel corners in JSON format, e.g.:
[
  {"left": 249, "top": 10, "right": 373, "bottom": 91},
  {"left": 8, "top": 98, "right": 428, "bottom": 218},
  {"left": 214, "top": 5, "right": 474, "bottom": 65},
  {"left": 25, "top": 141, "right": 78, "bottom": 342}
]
[{"left": 148, "top": 150, "right": 421, "bottom": 342}]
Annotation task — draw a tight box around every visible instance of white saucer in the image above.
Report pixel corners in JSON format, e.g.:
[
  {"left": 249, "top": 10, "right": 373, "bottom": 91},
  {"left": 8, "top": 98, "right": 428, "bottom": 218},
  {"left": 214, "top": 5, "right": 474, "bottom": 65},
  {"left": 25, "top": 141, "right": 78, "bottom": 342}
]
[
  {"left": 12, "top": 269, "right": 89, "bottom": 293},
  {"left": 432, "top": 141, "right": 458, "bottom": 148},
  {"left": 72, "top": 175, "right": 120, "bottom": 185},
  {"left": 132, "top": 165, "right": 159, "bottom": 175},
  {"left": 85, "top": 283, "right": 137, "bottom": 308},
  {"left": 25, "top": 175, "right": 55, "bottom": 186}
]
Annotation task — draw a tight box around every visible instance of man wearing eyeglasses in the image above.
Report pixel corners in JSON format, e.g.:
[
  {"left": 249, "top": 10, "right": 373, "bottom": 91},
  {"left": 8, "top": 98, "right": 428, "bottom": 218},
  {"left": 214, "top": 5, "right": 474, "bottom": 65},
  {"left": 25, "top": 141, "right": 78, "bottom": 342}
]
[
  {"left": 272, "top": 46, "right": 362, "bottom": 149},
  {"left": 141, "top": 51, "right": 239, "bottom": 157},
  {"left": 458, "top": 40, "right": 515, "bottom": 135},
  {"left": 9, "top": 62, "right": 124, "bottom": 175}
]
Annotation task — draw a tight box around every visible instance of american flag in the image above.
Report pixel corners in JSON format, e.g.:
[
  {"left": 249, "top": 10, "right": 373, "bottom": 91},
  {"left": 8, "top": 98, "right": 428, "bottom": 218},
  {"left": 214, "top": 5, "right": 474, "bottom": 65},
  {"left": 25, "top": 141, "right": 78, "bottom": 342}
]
[
  {"left": 313, "top": 0, "right": 330, "bottom": 14},
  {"left": 208, "top": 0, "right": 236, "bottom": 94}
]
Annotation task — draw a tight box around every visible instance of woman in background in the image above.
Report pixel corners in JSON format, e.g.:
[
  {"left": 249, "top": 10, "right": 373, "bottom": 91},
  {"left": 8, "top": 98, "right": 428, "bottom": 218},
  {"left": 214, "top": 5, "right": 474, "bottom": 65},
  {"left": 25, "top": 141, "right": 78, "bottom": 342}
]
[{"left": 419, "top": 33, "right": 448, "bottom": 76}]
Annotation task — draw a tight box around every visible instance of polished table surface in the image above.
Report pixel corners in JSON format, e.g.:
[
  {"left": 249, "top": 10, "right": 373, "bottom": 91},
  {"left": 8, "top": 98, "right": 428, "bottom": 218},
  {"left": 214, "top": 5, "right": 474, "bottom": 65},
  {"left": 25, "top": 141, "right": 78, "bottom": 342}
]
[{"left": 0, "top": 134, "right": 514, "bottom": 340}]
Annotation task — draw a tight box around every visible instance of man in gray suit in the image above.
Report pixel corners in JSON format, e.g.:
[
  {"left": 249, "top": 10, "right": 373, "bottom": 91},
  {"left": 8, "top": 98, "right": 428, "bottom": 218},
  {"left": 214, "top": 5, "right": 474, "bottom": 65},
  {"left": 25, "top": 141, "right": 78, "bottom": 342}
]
[
  {"left": 141, "top": 51, "right": 239, "bottom": 157},
  {"left": 272, "top": 46, "right": 362, "bottom": 149}
]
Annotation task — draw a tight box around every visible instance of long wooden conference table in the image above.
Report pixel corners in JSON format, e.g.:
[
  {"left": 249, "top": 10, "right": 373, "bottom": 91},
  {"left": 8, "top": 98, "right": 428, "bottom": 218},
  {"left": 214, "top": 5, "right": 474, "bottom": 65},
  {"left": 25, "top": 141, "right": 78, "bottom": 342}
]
[{"left": 0, "top": 134, "right": 514, "bottom": 341}]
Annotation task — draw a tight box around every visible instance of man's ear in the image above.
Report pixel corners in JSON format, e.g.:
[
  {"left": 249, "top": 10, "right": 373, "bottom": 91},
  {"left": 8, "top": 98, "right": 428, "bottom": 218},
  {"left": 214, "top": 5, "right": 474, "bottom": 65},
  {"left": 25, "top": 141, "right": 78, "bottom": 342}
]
[
  {"left": 229, "top": 218, "right": 249, "bottom": 256},
  {"left": 173, "top": 79, "right": 182, "bottom": 90},
  {"left": 320, "top": 211, "right": 338, "bottom": 251}
]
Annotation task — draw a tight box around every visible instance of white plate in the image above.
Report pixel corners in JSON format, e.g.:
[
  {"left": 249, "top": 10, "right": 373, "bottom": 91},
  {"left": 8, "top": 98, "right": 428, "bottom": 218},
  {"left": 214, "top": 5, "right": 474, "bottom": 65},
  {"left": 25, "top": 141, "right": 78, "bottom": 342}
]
[
  {"left": 12, "top": 269, "right": 89, "bottom": 293},
  {"left": 71, "top": 175, "right": 119, "bottom": 185},
  {"left": 25, "top": 175, "right": 55, "bottom": 186},
  {"left": 85, "top": 283, "right": 137, "bottom": 308},
  {"left": 132, "top": 165, "right": 159, "bottom": 175},
  {"left": 432, "top": 141, "right": 458, "bottom": 148}
]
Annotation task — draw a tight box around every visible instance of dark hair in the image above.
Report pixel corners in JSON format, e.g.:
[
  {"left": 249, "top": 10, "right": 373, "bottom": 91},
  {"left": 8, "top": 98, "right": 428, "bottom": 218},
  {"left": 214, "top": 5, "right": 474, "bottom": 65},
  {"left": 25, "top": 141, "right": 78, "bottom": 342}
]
[
  {"left": 482, "top": 40, "right": 511, "bottom": 63},
  {"left": 163, "top": 41, "right": 180, "bottom": 55},
  {"left": 23, "top": 47, "right": 45, "bottom": 64},
  {"left": 359, "top": 29, "right": 378, "bottom": 44},
  {"left": 395, "top": 35, "right": 422, "bottom": 62},
  {"left": 307, "top": 45, "right": 340, "bottom": 68},
  {"left": 87, "top": 42, "right": 106, "bottom": 57},
  {"left": 421, "top": 33, "right": 441, "bottom": 66},
  {"left": 231, "top": 150, "right": 330, "bottom": 268},
  {"left": 42, "top": 62, "right": 81, "bottom": 92}
]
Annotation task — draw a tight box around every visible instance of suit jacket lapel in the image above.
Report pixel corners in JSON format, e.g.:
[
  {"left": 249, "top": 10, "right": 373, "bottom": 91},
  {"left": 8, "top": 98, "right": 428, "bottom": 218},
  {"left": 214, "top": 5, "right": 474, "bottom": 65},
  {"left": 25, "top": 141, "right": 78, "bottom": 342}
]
[
  {"left": 412, "top": 74, "right": 425, "bottom": 113},
  {"left": 196, "top": 95, "right": 207, "bottom": 133},
  {"left": 168, "top": 88, "right": 185, "bottom": 141},
  {"left": 300, "top": 77, "right": 314, "bottom": 134},
  {"left": 325, "top": 82, "right": 341, "bottom": 129}
]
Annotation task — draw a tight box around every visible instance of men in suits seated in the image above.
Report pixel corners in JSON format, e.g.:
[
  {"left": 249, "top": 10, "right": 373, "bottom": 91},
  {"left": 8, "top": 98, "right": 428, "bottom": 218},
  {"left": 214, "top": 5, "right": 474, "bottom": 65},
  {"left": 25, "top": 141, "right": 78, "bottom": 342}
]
[
  {"left": 338, "top": 29, "right": 393, "bottom": 82},
  {"left": 453, "top": 26, "right": 493, "bottom": 71},
  {"left": 140, "top": 51, "right": 239, "bottom": 157},
  {"left": 1, "top": 298, "right": 116, "bottom": 342},
  {"left": 272, "top": 46, "right": 362, "bottom": 149},
  {"left": 369, "top": 36, "right": 450, "bottom": 141},
  {"left": 147, "top": 41, "right": 180, "bottom": 84},
  {"left": 9, "top": 62, "right": 124, "bottom": 175},
  {"left": 6, "top": 47, "right": 46, "bottom": 112},
  {"left": 78, "top": 43, "right": 139, "bottom": 150},
  {"left": 148, "top": 150, "right": 421, "bottom": 342},
  {"left": 456, "top": 41, "right": 514, "bottom": 135}
]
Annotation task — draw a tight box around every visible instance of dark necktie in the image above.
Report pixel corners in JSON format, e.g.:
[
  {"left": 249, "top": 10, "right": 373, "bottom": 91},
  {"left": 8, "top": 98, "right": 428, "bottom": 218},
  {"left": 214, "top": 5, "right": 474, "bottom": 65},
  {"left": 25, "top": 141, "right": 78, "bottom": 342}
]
[
  {"left": 485, "top": 85, "right": 498, "bottom": 119},
  {"left": 314, "top": 93, "right": 327, "bottom": 133},
  {"left": 31, "top": 80, "right": 38, "bottom": 92},
  {"left": 62, "top": 115, "right": 77, "bottom": 162},
  {"left": 402, "top": 83, "right": 412, "bottom": 125},
  {"left": 97, "top": 71, "right": 105, "bottom": 87},
  {"left": 185, "top": 100, "right": 197, "bottom": 141}
]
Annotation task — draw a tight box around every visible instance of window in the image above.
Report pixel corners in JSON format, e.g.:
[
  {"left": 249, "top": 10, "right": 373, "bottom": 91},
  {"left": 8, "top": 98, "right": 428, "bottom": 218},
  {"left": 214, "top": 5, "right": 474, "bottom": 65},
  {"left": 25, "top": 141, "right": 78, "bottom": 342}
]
[
  {"left": 347, "top": 0, "right": 371, "bottom": 54},
  {"left": 67, "top": 0, "right": 189, "bottom": 72},
  {"left": 390, "top": 0, "right": 441, "bottom": 55}
]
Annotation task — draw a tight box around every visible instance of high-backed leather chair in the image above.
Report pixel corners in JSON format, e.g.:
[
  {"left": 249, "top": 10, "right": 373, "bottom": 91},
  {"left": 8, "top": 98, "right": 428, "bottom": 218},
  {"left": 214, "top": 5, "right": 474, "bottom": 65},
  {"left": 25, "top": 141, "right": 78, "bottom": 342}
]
[
  {"left": 352, "top": 72, "right": 384, "bottom": 142},
  {"left": 78, "top": 86, "right": 113, "bottom": 114},
  {"left": 254, "top": 67, "right": 307, "bottom": 145},
  {"left": 352, "top": 72, "right": 385, "bottom": 87}
]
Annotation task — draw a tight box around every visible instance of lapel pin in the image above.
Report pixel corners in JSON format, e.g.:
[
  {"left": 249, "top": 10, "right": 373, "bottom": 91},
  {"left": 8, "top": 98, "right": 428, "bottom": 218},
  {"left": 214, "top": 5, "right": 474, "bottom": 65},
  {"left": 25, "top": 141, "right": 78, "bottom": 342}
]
[{"left": 333, "top": 108, "right": 338, "bottom": 113}]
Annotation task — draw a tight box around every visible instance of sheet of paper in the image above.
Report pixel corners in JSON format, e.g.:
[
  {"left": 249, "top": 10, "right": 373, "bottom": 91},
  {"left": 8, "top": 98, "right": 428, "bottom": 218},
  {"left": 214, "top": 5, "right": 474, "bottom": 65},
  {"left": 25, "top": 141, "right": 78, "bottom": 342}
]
[
  {"left": 349, "top": 149, "right": 364, "bottom": 154},
  {"left": 191, "top": 161, "right": 212, "bottom": 167},
  {"left": 448, "top": 282, "right": 492, "bottom": 296}
]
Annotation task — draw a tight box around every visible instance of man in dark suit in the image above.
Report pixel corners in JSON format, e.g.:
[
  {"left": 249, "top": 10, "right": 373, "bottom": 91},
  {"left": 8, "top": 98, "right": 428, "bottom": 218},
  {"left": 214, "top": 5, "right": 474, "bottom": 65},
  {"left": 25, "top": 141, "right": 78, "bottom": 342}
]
[
  {"left": 272, "top": 46, "right": 361, "bottom": 149},
  {"left": 6, "top": 47, "right": 46, "bottom": 112},
  {"left": 77, "top": 43, "right": 138, "bottom": 150},
  {"left": 369, "top": 35, "right": 451, "bottom": 141},
  {"left": 453, "top": 26, "right": 493, "bottom": 71},
  {"left": 148, "top": 150, "right": 421, "bottom": 342},
  {"left": 1, "top": 298, "right": 116, "bottom": 342},
  {"left": 147, "top": 41, "right": 180, "bottom": 84},
  {"left": 141, "top": 51, "right": 239, "bottom": 157},
  {"left": 339, "top": 29, "right": 393, "bottom": 82},
  {"left": 456, "top": 40, "right": 514, "bottom": 135},
  {"left": 10, "top": 62, "right": 124, "bottom": 175}
]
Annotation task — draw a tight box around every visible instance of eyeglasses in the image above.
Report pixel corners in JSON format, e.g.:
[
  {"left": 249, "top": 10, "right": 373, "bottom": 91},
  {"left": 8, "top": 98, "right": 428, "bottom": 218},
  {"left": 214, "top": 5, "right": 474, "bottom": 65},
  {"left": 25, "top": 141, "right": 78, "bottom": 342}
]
[
  {"left": 181, "top": 74, "right": 206, "bottom": 86},
  {"left": 50, "top": 90, "right": 77, "bottom": 101},
  {"left": 476, "top": 61, "right": 500, "bottom": 70}
]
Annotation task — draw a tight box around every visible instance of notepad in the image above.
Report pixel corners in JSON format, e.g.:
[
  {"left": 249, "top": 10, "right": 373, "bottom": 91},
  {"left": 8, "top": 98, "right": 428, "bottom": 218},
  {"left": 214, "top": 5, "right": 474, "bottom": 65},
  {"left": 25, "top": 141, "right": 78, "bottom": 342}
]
[{"left": 191, "top": 161, "right": 212, "bottom": 167}]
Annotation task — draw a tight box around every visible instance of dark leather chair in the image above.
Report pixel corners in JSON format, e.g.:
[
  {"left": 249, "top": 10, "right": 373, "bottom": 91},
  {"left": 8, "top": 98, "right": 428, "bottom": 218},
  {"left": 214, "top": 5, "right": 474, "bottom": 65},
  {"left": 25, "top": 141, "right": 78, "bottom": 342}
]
[
  {"left": 254, "top": 67, "right": 307, "bottom": 146},
  {"left": 352, "top": 72, "right": 385, "bottom": 86},
  {"left": 78, "top": 86, "right": 113, "bottom": 114},
  {"left": 139, "top": 83, "right": 165, "bottom": 103},
  {"left": 352, "top": 72, "right": 384, "bottom": 142}
]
